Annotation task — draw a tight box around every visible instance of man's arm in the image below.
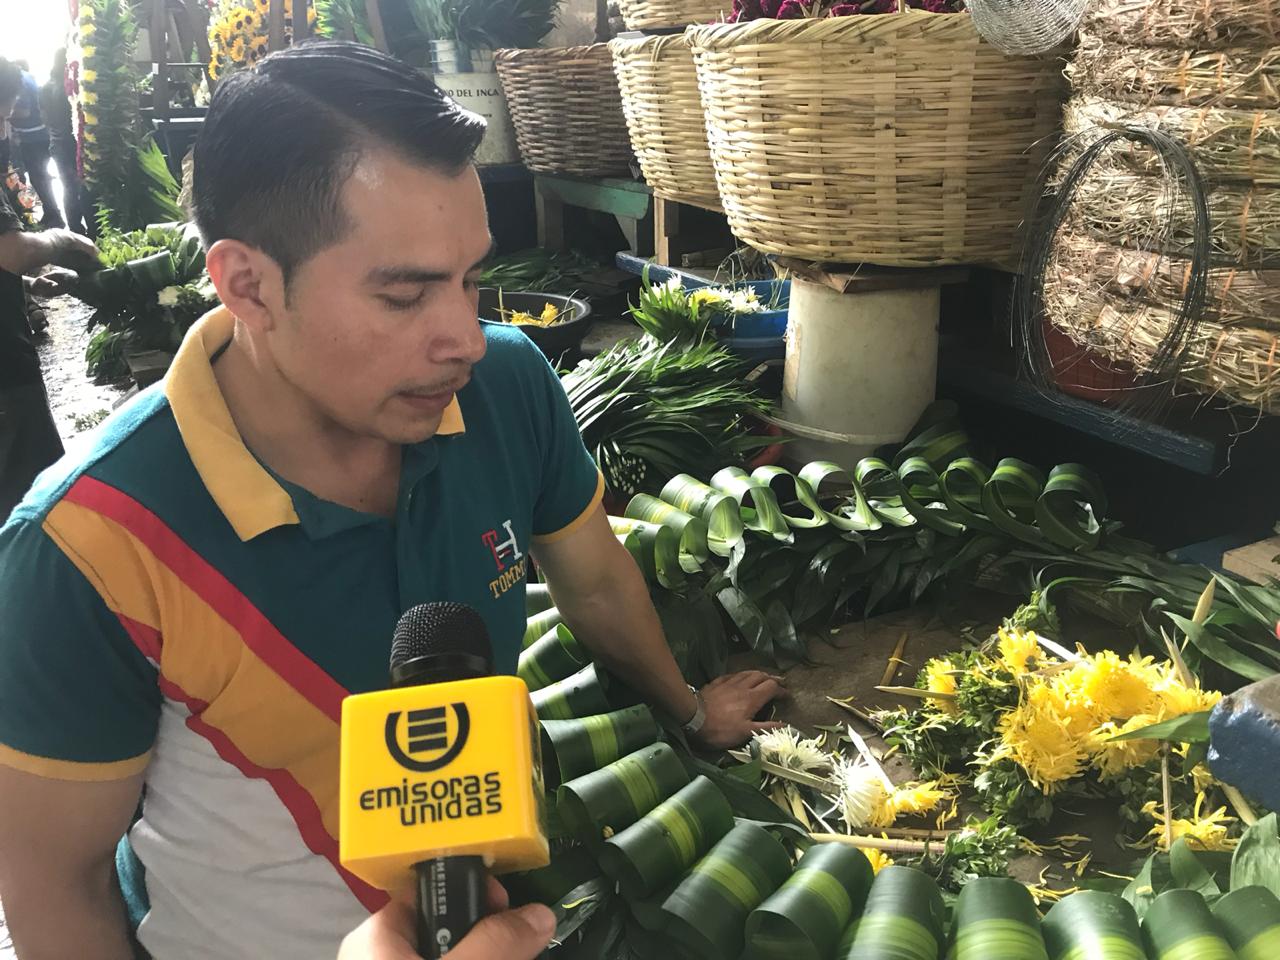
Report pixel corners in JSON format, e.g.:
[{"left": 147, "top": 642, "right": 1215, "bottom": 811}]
[
  {"left": 0, "top": 767, "right": 142, "bottom": 960},
  {"left": 0, "top": 227, "right": 99, "bottom": 277},
  {"left": 533, "top": 507, "right": 783, "bottom": 750}
]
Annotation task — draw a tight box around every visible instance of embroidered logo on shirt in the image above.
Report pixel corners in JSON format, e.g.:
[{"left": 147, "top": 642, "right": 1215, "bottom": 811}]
[{"left": 483, "top": 520, "right": 527, "bottom": 600}]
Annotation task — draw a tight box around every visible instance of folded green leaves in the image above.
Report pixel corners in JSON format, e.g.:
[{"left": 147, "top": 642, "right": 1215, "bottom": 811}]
[
  {"left": 557, "top": 742, "right": 689, "bottom": 845},
  {"left": 837, "top": 865, "right": 946, "bottom": 960},
  {"left": 745, "top": 842, "right": 874, "bottom": 960},
  {"left": 1212, "top": 886, "right": 1280, "bottom": 960},
  {"left": 950, "top": 876, "right": 1048, "bottom": 960},
  {"left": 519, "top": 624, "right": 589, "bottom": 692},
  {"left": 540, "top": 704, "right": 659, "bottom": 788},
  {"left": 1042, "top": 890, "right": 1145, "bottom": 960},
  {"left": 598, "top": 775, "right": 734, "bottom": 900},
  {"left": 1141, "top": 889, "right": 1237, "bottom": 960},
  {"left": 662, "top": 821, "right": 793, "bottom": 960},
  {"left": 531, "top": 664, "right": 614, "bottom": 721}
]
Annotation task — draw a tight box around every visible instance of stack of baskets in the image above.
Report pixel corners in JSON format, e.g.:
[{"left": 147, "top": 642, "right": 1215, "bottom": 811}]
[
  {"left": 1045, "top": 0, "right": 1280, "bottom": 413},
  {"left": 615, "top": 0, "right": 727, "bottom": 30},
  {"left": 495, "top": 45, "right": 634, "bottom": 177}
]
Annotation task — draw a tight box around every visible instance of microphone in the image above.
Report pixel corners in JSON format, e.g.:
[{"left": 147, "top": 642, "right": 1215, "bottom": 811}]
[{"left": 340, "top": 602, "right": 551, "bottom": 957}]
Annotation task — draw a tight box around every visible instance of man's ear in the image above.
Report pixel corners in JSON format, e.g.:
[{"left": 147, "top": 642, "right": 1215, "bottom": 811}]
[{"left": 204, "top": 239, "right": 288, "bottom": 332}]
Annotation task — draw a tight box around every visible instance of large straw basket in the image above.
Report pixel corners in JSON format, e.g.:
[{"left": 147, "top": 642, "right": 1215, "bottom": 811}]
[
  {"left": 617, "top": 0, "right": 729, "bottom": 30},
  {"left": 685, "top": 12, "right": 1067, "bottom": 266},
  {"left": 494, "top": 45, "right": 634, "bottom": 177},
  {"left": 1071, "top": 32, "right": 1280, "bottom": 109},
  {"left": 1081, "top": 0, "right": 1280, "bottom": 51},
  {"left": 610, "top": 34, "right": 720, "bottom": 211}
]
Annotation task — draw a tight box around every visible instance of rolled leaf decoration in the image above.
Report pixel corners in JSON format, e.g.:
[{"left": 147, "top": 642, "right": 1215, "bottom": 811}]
[
  {"left": 626, "top": 494, "right": 711, "bottom": 572},
  {"left": 1042, "top": 890, "right": 1145, "bottom": 960},
  {"left": 837, "top": 865, "right": 946, "bottom": 960},
  {"left": 505, "top": 845, "right": 601, "bottom": 909},
  {"left": 1141, "top": 889, "right": 1237, "bottom": 960},
  {"left": 519, "top": 624, "right": 589, "bottom": 692},
  {"left": 798, "top": 460, "right": 881, "bottom": 533},
  {"left": 981, "top": 458, "right": 1048, "bottom": 546},
  {"left": 751, "top": 466, "right": 827, "bottom": 530},
  {"left": 525, "top": 583, "right": 556, "bottom": 617},
  {"left": 524, "top": 607, "right": 564, "bottom": 649},
  {"left": 745, "top": 841, "right": 874, "bottom": 960},
  {"left": 712, "top": 467, "right": 793, "bottom": 541},
  {"left": 1212, "top": 886, "right": 1280, "bottom": 960},
  {"left": 598, "top": 775, "right": 735, "bottom": 900},
  {"left": 532, "top": 663, "right": 614, "bottom": 721},
  {"left": 660, "top": 473, "right": 745, "bottom": 558},
  {"left": 951, "top": 876, "right": 1049, "bottom": 960},
  {"left": 556, "top": 742, "right": 689, "bottom": 844},
  {"left": 540, "top": 704, "right": 659, "bottom": 789},
  {"left": 611, "top": 516, "right": 687, "bottom": 589},
  {"left": 662, "top": 821, "right": 793, "bottom": 960}
]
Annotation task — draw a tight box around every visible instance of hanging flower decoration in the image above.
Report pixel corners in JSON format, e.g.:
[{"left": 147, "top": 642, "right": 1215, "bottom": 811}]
[{"left": 208, "top": 0, "right": 318, "bottom": 81}]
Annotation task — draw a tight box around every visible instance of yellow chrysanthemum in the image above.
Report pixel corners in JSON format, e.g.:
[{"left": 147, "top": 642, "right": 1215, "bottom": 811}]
[
  {"left": 1089, "top": 714, "right": 1162, "bottom": 779},
  {"left": 81, "top": 91, "right": 98, "bottom": 106},
  {"left": 998, "top": 627, "right": 1043, "bottom": 674},
  {"left": 1072, "top": 652, "right": 1160, "bottom": 721},
  {"left": 996, "top": 693, "right": 1089, "bottom": 791},
  {"left": 82, "top": 69, "right": 97, "bottom": 84},
  {"left": 1152, "top": 668, "right": 1222, "bottom": 720},
  {"left": 84, "top": 129, "right": 97, "bottom": 143},
  {"left": 82, "top": 45, "right": 97, "bottom": 60},
  {"left": 82, "top": 111, "right": 99, "bottom": 126},
  {"left": 862, "top": 848, "right": 894, "bottom": 874},
  {"left": 81, "top": 22, "right": 96, "bottom": 38},
  {"left": 1033, "top": 679, "right": 1097, "bottom": 740},
  {"left": 1143, "top": 793, "right": 1236, "bottom": 851},
  {"left": 882, "top": 781, "right": 948, "bottom": 821},
  {"left": 80, "top": 5, "right": 95, "bottom": 20},
  {"left": 923, "top": 659, "right": 959, "bottom": 714}
]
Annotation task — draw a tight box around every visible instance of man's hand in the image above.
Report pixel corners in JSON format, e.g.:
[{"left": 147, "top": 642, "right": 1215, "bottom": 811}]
[
  {"left": 28, "top": 267, "right": 80, "bottom": 298},
  {"left": 337, "top": 878, "right": 555, "bottom": 960},
  {"left": 692, "top": 670, "right": 786, "bottom": 751},
  {"left": 44, "top": 230, "right": 101, "bottom": 273}
]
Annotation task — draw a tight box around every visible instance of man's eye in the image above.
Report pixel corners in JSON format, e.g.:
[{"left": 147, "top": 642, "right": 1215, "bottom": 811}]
[{"left": 379, "top": 294, "right": 424, "bottom": 311}]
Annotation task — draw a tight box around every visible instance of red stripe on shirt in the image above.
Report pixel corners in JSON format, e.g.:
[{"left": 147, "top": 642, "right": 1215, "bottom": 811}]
[
  {"left": 116, "top": 613, "right": 162, "bottom": 662},
  {"left": 157, "top": 676, "right": 388, "bottom": 913},
  {"left": 63, "top": 475, "right": 347, "bottom": 722}
]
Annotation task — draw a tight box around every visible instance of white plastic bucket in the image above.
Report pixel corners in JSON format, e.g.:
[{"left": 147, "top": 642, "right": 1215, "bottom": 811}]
[
  {"left": 781, "top": 276, "right": 939, "bottom": 468},
  {"left": 434, "top": 71, "right": 521, "bottom": 167}
]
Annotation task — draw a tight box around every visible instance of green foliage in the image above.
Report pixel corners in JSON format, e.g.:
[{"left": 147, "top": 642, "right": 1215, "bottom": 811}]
[
  {"left": 408, "top": 0, "right": 561, "bottom": 48},
  {"left": 921, "top": 815, "right": 1022, "bottom": 892},
  {"left": 314, "top": 0, "right": 375, "bottom": 44},
  {"left": 480, "top": 249, "right": 600, "bottom": 291},
  {"left": 971, "top": 756, "right": 1058, "bottom": 828},
  {"left": 628, "top": 269, "right": 711, "bottom": 346}
]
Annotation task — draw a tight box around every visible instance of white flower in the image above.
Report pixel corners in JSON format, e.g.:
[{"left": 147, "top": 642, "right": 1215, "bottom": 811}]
[
  {"left": 727, "top": 288, "right": 765, "bottom": 315},
  {"left": 656, "top": 276, "right": 684, "bottom": 297},
  {"left": 753, "top": 726, "right": 829, "bottom": 773},
  {"left": 157, "top": 286, "right": 181, "bottom": 307},
  {"left": 832, "top": 756, "right": 888, "bottom": 830}
]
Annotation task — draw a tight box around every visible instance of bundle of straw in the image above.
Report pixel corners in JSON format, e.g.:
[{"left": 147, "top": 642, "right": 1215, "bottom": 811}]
[
  {"left": 1070, "top": 32, "right": 1280, "bottom": 109},
  {"left": 1052, "top": 231, "right": 1280, "bottom": 329},
  {"left": 1063, "top": 97, "right": 1280, "bottom": 185},
  {"left": 1070, "top": 172, "right": 1280, "bottom": 266},
  {"left": 1081, "top": 0, "right": 1280, "bottom": 51},
  {"left": 1046, "top": 259, "right": 1280, "bottom": 412}
]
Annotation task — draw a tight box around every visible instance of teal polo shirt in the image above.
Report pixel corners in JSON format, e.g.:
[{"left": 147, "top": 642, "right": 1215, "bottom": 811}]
[{"left": 0, "top": 306, "right": 602, "bottom": 958}]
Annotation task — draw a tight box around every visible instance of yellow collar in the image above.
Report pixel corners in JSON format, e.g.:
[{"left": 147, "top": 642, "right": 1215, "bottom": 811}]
[{"left": 164, "top": 306, "right": 465, "bottom": 541}]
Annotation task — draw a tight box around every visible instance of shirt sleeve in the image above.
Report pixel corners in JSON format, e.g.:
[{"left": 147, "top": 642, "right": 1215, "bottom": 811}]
[
  {"left": 528, "top": 349, "right": 604, "bottom": 543},
  {"left": 0, "top": 517, "right": 161, "bottom": 780}
]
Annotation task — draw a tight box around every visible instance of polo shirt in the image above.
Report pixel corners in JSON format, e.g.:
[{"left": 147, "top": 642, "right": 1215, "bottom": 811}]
[{"left": 0, "top": 307, "right": 602, "bottom": 958}]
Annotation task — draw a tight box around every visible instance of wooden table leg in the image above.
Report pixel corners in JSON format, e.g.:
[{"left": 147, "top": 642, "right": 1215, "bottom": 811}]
[
  {"left": 654, "top": 195, "right": 681, "bottom": 267},
  {"left": 536, "top": 179, "right": 566, "bottom": 251}
]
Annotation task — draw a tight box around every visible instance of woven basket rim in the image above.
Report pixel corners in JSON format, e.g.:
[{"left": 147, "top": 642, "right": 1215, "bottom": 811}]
[
  {"left": 684, "top": 9, "right": 980, "bottom": 48},
  {"left": 495, "top": 43, "right": 613, "bottom": 62},
  {"left": 609, "top": 33, "right": 691, "bottom": 55}
]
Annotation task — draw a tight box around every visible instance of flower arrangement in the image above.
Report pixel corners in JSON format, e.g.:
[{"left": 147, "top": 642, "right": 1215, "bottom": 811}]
[
  {"left": 881, "top": 613, "right": 1234, "bottom": 848},
  {"left": 727, "top": 0, "right": 964, "bottom": 22},
  {"left": 208, "top": 0, "right": 317, "bottom": 81}
]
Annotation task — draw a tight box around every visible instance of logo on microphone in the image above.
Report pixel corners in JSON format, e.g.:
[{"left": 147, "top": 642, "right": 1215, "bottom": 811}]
[{"left": 384, "top": 704, "right": 471, "bottom": 773}]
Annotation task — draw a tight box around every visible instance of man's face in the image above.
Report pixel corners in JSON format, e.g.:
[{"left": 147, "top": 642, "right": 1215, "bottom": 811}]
[{"left": 267, "top": 151, "right": 492, "bottom": 445}]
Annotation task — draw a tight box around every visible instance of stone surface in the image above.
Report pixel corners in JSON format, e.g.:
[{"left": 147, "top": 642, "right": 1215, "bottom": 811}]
[{"left": 1209, "top": 674, "right": 1280, "bottom": 812}]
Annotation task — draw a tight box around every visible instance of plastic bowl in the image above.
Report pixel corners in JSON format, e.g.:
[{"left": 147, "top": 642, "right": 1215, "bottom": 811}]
[{"left": 478, "top": 289, "right": 594, "bottom": 359}]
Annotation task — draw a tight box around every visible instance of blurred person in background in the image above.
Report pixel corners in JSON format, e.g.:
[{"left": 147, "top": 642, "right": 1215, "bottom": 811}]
[
  {"left": 40, "top": 48, "right": 88, "bottom": 236},
  {"left": 9, "top": 58, "right": 63, "bottom": 229}
]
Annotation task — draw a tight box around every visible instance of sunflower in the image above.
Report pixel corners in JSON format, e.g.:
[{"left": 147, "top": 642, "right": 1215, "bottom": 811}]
[
  {"left": 997, "top": 627, "right": 1043, "bottom": 674},
  {"left": 253, "top": 0, "right": 270, "bottom": 12},
  {"left": 862, "top": 848, "right": 894, "bottom": 874},
  {"left": 1142, "top": 792, "right": 1236, "bottom": 851},
  {"left": 229, "top": 35, "right": 248, "bottom": 64}
]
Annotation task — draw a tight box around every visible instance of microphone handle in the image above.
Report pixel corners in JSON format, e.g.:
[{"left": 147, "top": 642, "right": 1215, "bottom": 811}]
[{"left": 415, "top": 855, "right": 487, "bottom": 958}]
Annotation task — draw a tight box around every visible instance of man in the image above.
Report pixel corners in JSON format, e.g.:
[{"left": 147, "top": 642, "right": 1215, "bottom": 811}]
[
  {"left": 0, "top": 58, "right": 97, "bottom": 520},
  {"left": 8, "top": 61, "right": 63, "bottom": 229},
  {"left": 40, "top": 49, "right": 89, "bottom": 236},
  {"left": 0, "top": 42, "right": 782, "bottom": 959}
]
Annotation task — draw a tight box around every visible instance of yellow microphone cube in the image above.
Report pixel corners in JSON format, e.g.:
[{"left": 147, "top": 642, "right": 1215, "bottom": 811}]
[{"left": 339, "top": 675, "right": 550, "bottom": 893}]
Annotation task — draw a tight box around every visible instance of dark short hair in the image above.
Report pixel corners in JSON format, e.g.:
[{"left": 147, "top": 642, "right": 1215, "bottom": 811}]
[
  {"left": 0, "top": 58, "right": 21, "bottom": 102},
  {"left": 192, "top": 41, "right": 486, "bottom": 284}
]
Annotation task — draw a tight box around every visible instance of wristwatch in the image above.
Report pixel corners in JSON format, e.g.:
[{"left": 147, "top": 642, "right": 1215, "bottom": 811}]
[{"left": 681, "top": 684, "right": 706, "bottom": 737}]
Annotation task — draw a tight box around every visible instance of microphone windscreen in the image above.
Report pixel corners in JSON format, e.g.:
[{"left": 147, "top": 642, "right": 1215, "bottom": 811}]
[{"left": 390, "top": 602, "right": 494, "bottom": 672}]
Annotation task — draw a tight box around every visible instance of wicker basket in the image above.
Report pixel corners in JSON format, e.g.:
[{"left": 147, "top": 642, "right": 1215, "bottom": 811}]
[
  {"left": 494, "top": 45, "right": 634, "bottom": 177},
  {"left": 610, "top": 35, "right": 720, "bottom": 211},
  {"left": 685, "top": 12, "right": 1067, "bottom": 266},
  {"left": 617, "top": 0, "right": 729, "bottom": 31}
]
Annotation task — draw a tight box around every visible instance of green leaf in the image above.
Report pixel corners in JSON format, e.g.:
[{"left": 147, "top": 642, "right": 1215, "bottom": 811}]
[
  {"left": 1232, "top": 813, "right": 1280, "bottom": 899},
  {"left": 1110, "top": 710, "right": 1211, "bottom": 744},
  {"left": 1169, "top": 838, "right": 1221, "bottom": 898}
]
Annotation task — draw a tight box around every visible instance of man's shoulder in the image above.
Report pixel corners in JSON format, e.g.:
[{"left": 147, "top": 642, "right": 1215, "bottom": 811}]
[{"left": 7, "top": 384, "right": 186, "bottom": 525}]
